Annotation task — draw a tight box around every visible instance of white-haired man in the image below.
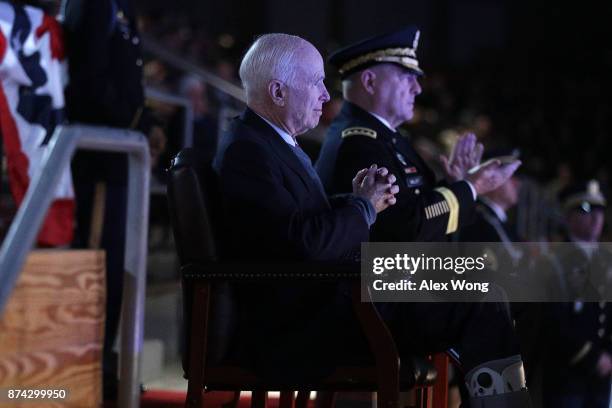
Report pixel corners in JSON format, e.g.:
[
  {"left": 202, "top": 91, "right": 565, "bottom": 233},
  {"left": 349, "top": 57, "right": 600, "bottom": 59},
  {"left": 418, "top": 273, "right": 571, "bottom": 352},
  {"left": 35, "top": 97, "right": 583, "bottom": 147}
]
[{"left": 213, "top": 34, "right": 398, "bottom": 380}]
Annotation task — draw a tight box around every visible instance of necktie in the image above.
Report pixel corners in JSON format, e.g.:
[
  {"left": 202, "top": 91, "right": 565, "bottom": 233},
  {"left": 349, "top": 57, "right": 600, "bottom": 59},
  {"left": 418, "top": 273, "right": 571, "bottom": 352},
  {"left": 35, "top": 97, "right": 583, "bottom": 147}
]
[{"left": 290, "top": 143, "right": 327, "bottom": 196}]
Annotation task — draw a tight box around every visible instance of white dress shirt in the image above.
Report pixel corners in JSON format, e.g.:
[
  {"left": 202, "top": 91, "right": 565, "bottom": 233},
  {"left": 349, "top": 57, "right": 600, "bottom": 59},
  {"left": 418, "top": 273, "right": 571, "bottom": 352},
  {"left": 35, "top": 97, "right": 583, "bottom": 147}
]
[{"left": 255, "top": 112, "right": 297, "bottom": 147}]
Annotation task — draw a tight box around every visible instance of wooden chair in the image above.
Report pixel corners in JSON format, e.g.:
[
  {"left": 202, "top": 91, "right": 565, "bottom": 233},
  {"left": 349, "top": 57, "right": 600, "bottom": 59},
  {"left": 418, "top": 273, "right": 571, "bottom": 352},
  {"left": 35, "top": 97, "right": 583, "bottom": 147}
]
[{"left": 167, "top": 149, "right": 447, "bottom": 408}]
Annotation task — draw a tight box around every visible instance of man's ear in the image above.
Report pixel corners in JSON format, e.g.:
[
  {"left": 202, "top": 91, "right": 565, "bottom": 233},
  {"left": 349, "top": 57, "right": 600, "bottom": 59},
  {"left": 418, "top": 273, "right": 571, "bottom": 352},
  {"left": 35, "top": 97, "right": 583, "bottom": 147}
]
[
  {"left": 360, "top": 70, "right": 376, "bottom": 95},
  {"left": 268, "top": 80, "right": 286, "bottom": 107}
]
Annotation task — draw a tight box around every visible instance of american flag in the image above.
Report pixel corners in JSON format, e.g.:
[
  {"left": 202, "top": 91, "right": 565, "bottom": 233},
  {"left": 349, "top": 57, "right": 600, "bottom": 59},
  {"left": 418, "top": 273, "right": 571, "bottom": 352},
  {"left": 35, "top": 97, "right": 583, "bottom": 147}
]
[{"left": 0, "top": 2, "right": 74, "bottom": 246}]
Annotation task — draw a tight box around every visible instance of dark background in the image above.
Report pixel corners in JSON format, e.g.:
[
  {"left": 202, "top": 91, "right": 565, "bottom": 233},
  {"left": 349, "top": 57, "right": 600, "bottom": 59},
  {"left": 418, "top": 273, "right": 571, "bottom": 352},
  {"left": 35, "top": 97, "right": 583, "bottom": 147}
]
[
  {"left": 135, "top": 0, "right": 612, "bottom": 182},
  {"left": 0, "top": 1, "right": 608, "bottom": 301}
]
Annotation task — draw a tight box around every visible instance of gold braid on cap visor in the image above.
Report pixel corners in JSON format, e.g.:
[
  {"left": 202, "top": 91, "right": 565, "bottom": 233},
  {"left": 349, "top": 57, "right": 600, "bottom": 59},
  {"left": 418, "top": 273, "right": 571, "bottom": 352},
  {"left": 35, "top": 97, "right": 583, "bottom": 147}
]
[{"left": 338, "top": 47, "right": 420, "bottom": 75}]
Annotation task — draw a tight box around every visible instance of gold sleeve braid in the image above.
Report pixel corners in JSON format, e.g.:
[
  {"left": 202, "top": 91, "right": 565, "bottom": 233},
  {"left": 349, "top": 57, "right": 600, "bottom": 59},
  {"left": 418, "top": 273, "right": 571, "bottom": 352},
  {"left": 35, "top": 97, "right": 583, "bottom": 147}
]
[{"left": 433, "top": 187, "right": 460, "bottom": 234}]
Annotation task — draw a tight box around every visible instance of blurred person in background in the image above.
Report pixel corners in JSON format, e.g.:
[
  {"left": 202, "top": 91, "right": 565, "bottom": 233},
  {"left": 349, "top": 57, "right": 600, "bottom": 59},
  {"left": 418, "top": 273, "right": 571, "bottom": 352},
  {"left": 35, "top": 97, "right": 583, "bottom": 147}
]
[
  {"left": 212, "top": 57, "right": 241, "bottom": 110},
  {"left": 178, "top": 74, "right": 217, "bottom": 161},
  {"left": 457, "top": 147, "right": 541, "bottom": 406},
  {"left": 537, "top": 180, "right": 612, "bottom": 408},
  {"left": 459, "top": 147, "right": 522, "bottom": 245},
  {"left": 62, "top": 0, "right": 150, "bottom": 400},
  {"left": 143, "top": 59, "right": 171, "bottom": 92}
]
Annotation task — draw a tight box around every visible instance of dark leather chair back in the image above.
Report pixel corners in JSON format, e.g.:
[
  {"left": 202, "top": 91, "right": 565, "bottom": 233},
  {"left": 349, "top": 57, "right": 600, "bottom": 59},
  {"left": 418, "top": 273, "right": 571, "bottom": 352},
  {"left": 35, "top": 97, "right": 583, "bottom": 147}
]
[
  {"left": 167, "top": 148, "right": 234, "bottom": 372},
  {"left": 167, "top": 148, "right": 220, "bottom": 264}
]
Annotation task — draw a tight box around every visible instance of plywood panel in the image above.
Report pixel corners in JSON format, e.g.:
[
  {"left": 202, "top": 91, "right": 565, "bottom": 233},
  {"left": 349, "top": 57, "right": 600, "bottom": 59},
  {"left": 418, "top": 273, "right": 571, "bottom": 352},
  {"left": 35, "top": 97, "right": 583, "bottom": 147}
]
[{"left": 0, "top": 250, "right": 105, "bottom": 408}]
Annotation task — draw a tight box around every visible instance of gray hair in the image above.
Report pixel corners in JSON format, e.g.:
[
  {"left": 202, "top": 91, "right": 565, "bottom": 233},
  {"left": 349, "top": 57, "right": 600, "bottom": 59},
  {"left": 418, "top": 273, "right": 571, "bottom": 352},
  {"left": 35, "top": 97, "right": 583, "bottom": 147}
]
[{"left": 239, "top": 33, "right": 309, "bottom": 102}]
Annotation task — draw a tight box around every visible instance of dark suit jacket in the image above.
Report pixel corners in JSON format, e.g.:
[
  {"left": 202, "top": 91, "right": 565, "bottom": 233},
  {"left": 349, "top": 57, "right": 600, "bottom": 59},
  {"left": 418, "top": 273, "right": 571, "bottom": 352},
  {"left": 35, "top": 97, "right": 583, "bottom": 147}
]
[
  {"left": 63, "top": 0, "right": 143, "bottom": 129},
  {"left": 316, "top": 101, "right": 475, "bottom": 242},
  {"left": 213, "top": 108, "right": 370, "bottom": 379},
  {"left": 64, "top": 0, "right": 144, "bottom": 185}
]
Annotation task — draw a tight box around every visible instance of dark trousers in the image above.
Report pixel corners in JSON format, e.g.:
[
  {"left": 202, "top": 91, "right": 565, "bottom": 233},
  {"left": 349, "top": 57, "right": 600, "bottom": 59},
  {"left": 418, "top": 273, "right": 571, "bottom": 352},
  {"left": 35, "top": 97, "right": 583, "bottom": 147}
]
[
  {"left": 543, "top": 374, "right": 611, "bottom": 408},
  {"left": 544, "top": 393, "right": 610, "bottom": 408},
  {"left": 377, "top": 301, "right": 519, "bottom": 374},
  {"left": 72, "top": 153, "right": 128, "bottom": 397},
  {"left": 233, "top": 282, "right": 519, "bottom": 385}
]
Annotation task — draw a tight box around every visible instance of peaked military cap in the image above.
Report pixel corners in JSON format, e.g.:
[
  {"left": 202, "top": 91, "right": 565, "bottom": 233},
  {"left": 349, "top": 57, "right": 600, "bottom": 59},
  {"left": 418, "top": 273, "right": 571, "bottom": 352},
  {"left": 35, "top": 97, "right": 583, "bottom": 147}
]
[
  {"left": 559, "top": 179, "right": 607, "bottom": 212},
  {"left": 328, "top": 25, "right": 423, "bottom": 79}
]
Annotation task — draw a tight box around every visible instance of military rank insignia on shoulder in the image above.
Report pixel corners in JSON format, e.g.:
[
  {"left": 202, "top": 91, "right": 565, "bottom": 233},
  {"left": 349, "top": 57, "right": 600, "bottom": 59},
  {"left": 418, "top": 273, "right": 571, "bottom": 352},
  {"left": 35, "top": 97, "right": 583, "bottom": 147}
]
[{"left": 341, "top": 127, "right": 377, "bottom": 139}]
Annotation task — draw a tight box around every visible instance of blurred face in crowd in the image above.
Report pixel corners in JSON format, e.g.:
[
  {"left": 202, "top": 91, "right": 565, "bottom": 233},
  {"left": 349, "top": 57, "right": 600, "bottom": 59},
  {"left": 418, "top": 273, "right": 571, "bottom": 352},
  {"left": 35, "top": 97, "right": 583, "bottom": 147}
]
[
  {"left": 183, "top": 80, "right": 209, "bottom": 117},
  {"left": 280, "top": 45, "right": 330, "bottom": 135},
  {"left": 369, "top": 64, "right": 422, "bottom": 128},
  {"left": 486, "top": 176, "right": 521, "bottom": 211},
  {"left": 566, "top": 206, "right": 605, "bottom": 242}
]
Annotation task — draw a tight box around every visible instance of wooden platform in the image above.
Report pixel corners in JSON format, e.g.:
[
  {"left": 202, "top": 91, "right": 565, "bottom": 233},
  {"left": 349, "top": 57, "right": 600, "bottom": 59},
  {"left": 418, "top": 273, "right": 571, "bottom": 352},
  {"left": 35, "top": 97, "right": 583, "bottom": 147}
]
[{"left": 0, "top": 250, "right": 106, "bottom": 407}]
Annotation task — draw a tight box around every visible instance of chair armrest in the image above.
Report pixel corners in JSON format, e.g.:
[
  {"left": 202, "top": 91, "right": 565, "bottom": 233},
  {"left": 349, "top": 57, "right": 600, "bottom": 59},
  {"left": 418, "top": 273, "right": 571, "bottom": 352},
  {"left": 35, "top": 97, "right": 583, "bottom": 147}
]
[{"left": 181, "top": 261, "right": 361, "bottom": 281}]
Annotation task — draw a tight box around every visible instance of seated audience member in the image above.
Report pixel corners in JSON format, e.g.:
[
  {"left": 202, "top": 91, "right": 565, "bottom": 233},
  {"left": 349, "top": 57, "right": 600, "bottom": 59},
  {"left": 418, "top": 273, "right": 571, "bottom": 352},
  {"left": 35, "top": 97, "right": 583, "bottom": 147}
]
[
  {"left": 213, "top": 33, "right": 398, "bottom": 382},
  {"left": 315, "top": 27, "right": 531, "bottom": 407}
]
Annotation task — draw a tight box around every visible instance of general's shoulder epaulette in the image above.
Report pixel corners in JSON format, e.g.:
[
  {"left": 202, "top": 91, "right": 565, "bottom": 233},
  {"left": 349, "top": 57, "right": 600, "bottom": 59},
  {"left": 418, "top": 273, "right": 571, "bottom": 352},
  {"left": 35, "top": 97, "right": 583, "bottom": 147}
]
[{"left": 341, "top": 127, "right": 377, "bottom": 139}]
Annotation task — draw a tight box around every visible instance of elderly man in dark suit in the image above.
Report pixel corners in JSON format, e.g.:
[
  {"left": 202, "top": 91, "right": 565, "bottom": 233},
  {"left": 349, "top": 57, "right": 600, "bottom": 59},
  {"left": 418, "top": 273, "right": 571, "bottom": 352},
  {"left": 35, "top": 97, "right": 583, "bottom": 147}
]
[
  {"left": 316, "top": 27, "right": 531, "bottom": 407},
  {"left": 213, "top": 33, "right": 398, "bottom": 381}
]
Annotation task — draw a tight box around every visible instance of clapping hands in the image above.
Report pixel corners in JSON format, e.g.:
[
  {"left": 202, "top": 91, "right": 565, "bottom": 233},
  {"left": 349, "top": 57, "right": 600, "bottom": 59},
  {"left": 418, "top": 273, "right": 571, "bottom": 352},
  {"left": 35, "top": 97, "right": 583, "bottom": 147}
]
[
  {"left": 440, "top": 132, "right": 522, "bottom": 196},
  {"left": 352, "top": 164, "right": 399, "bottom": 213},
  {"left": 440, "top": 133, "right": 483, "bottom": 183}
]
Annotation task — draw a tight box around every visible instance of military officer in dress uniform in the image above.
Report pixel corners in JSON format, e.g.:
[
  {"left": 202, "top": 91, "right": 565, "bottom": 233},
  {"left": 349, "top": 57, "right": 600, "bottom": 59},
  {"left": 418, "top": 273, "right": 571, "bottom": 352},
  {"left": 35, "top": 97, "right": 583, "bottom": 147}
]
[
  {"left": 316, "top": 26, "right": 532, "bottom": 407},
  {"left": 538, "top": 180, "right": 612, "bottom": 408},
  {"left": 316, "top": 27, "right": 519, "bottom": 243},
  {"left": 63, "top": 0, "right": 146, "bottom": 400}
]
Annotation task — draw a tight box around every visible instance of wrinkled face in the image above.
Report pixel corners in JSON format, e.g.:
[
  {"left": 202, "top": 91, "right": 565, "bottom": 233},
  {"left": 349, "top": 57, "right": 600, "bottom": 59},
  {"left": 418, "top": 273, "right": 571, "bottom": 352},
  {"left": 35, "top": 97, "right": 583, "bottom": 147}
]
[
  {"left": 566, "top": 207, "right": 605, "bottom": 242},
  {"left": 373, "top": 64, "right": 422, "bottom": 126},
  {"left": 284, "top": 46, "right": 330, "bottom": 135}
]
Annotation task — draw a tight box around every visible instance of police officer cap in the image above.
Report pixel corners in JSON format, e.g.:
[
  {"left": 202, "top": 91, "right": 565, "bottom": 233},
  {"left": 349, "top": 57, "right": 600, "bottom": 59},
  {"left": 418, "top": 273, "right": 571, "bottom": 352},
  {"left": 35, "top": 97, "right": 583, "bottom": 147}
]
[
  {"left": 559, "top": 180, "right": 607, "bottom": 212},
  {"left": 328, "top": 26, "right": 423, "bottom": 79}
]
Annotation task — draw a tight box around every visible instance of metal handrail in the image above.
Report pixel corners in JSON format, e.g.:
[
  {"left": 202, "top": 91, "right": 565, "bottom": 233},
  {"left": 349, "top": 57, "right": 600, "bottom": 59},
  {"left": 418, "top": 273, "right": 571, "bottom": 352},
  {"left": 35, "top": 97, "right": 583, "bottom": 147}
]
[
  {"left": 142, "top": 35, "right": 246, "bottom": 103},
  {"left": 0, "top": 125, "right": 150, "bottom": 408}
]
